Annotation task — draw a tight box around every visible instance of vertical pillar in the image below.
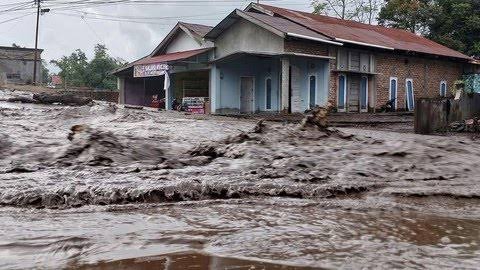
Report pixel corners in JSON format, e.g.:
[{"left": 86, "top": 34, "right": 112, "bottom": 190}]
[
  {"left": 164, "top": 73, "right": 172, "bottom": 110},
  {"left": 280, "top": 57, "right": 290, "bottom": 113},
  {"left": 117, "top": 77, "right": 125, "bottom": 104},
  {"left": 165, "top": 80, "right": 169, "bottom": 110},
  {"left": 210, "top": 64, "right": 220, "bottom": 114}
]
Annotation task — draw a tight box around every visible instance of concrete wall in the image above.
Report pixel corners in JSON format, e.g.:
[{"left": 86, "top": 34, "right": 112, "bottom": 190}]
[
  {"left": 59, "top": 90, "right": 119, "bottom": 103},
  {"left": 415, "top": 94, "right": 480, "bottom": 134},
  {"left": 214, "top": 18, "right": 284, "bottom": 59},
  {"left": 0, "top": 59, "right": 42, "bottom": 84},
  {"left": 165, "top": 31, "right": 202, "bottom": 54}
]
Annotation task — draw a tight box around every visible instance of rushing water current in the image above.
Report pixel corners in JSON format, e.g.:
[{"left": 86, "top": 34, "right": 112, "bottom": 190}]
[{"left": 0, "top": 89, "right": 479, "bottom": 269}]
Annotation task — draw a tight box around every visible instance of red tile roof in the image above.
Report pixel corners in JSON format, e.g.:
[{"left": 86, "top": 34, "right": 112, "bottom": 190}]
[
  {"left": 51, "top": 75, "right": 62, "bottom": 85},
  {"left": 252, "top": 3, "right": 471, "bottom": 60},
  {"left": 134, "top": 48, "right": 211, "bottom": 66}
]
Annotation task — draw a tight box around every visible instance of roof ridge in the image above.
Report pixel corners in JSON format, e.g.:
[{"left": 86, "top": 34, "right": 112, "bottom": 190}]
[{"left": 178, "top": 21, "right": 213, "bottom": 28}]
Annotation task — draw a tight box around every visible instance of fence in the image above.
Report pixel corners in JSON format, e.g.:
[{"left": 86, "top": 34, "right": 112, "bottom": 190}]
[{"left": 415, "top": 93, "right": 480, "bottom": 134}]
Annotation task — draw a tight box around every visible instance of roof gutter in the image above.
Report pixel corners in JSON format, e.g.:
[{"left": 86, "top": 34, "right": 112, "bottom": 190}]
[
  {"left": 334, "top": 38, "right": 394, "bottom": 51},
  {"left": 287, "top": 32, "right": 343, "bottom": 46}
]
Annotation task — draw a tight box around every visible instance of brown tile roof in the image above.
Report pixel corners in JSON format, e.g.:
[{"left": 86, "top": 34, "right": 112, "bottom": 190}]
[{"left": 252, "top": 3, "right": 471, "bottom": 60}]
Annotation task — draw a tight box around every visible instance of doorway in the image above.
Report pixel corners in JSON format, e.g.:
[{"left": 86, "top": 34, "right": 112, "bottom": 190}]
[
  {"left": 240, "top": 76, "right": 254, "bottom": 113},
  {"left": 347, "top": 74, "right": 360, "bottom": 112}
]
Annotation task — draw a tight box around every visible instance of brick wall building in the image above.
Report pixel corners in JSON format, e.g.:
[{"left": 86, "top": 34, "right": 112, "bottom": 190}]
[
  {"left": 276, "top": 33, "right": 470, "bottom": 112},
  {"left": 248, "top": 3, "right": 476, "bottom": 113}
]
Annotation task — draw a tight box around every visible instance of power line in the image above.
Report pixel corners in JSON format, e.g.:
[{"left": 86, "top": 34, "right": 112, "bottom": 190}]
[
  {"left": 69, "top": 10, "right": 224, "bottom": 20},
  {"left": 54, "top": 11, "right": 221, "bottom": 24},
  {"left": 0, "top": 12, "right": 35, "bottom": 25}
]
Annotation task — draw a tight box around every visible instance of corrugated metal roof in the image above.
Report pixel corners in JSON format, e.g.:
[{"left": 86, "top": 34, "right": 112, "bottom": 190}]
[
  {"left": 179, "top": 22, "right": 213, "bottom": 37},
  {"left": 205, "top": 9, "right": 336, "bottom": 46},
  {"left": 252, "top": 3, "right": 471, "bottom": 60},
  {"left": 242, "top": 11, "right": 332, "bottom": 41},
  {"left": 134, "top": 48, "right": 211, "bottom": 65}
]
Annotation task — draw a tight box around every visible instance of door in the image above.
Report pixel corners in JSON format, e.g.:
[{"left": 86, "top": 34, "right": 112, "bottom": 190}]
[
  {"left": 309, "top": 75, "right": 316, "bottom": 109},
  {"left": 290, "top": 65, "right": 302, "bottom": 113},
  {"left": 347, "top": 74, "right": 361, "bottom": 112},
  {"left": 240, "top": 77, "right": 254, "bottom": 113}
]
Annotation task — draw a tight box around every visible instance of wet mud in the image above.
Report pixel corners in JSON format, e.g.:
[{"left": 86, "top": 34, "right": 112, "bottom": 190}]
[
  {"left": 1, "top": 89, "right": 479, "bottom": 269},
  {"left": 1, "top": 89, "right": 480, "bottom": 208}
]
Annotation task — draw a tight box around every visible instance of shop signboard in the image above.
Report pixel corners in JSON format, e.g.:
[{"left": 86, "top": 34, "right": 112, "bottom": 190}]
[{"left": 134, "top": 63, "right": 169, "bottom": 78}]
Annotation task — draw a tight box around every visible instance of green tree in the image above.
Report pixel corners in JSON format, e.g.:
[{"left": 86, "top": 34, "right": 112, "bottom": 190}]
[
  {"left": 311, "top": 0, "right": 383, "bottom": 24},
  {"left": 378, "top": 0, "right": 433, "bottom": 33},
  {"left": 41, "top": 60, "right": 49, "bottom": 83},
  {"left": 51, "top": 49, "right": 88, "bottom": 88},
  {"left": 51, "top": 44, "right": 125, "bottom": 90},
  {"left": 311, "top": 0, "right": 328, "bottom": 15},
  {"left": 86, "top": 44, "right": 124, "bottom": 90},
  {"left": 427, "top": 0, "right": 480, "bottom": 58}
]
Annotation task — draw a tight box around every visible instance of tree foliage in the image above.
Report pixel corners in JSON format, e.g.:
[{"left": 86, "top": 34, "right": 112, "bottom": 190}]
[
  {"left": 427, "top": 0, "right": 480, "bottom": 58},
  {"left": 311, "top": 0, "right": 479, "bottom": 58},
  {"left": 41, "top": 60, "right": 49, "bottom": 83},
  {"left": 51, "top": 44, "right": 125, "bottom": 90},
  {"left": 311, "top": 0, "right": 383, "bottom": 24},
  {"left": 378, "top": 0, "right": 433, "bottom": 33}
]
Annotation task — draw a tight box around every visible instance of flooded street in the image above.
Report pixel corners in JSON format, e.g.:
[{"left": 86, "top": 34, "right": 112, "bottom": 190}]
[{"left": 1, "top": 89, "right": 480, "bottom": 269}]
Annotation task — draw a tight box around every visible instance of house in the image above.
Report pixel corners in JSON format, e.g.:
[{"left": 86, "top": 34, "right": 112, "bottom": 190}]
[
  {"left": 50, "top": 75, "right": 63, "bottom": 87},
  {"left": 114, "top": 3, "right": 477, "bottom": 114},
  {"left": 113, "top": 22, "right": 213, "bottom": 108},
  {"left": 0, "top": 46, "right": 43, "bottom": 85}
]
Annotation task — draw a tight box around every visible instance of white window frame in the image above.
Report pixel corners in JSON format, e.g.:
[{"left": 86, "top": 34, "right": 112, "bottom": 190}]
[
  {"left": 337, "top": 73, "right": 347, "bottom": 112},
  {"left": 307, "top": 74, "right": 317, "bottom": 110},
  {"left": 389, "top": 77, "right": 398, "bottom": 111},
  {"left": 360, "top": 75, "right": 369, "bottom": 113},
  {"left": 264, "top": 77, "right": 273, "bottom": 111},
  {"left": 405, "top": 78, "right": 415, "bottom": 111},
  {"left": 440, "top": 80, "right": 447, "bottom": 97}
]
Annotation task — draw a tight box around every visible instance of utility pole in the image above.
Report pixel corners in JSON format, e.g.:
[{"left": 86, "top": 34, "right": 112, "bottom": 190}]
[
  {"left": 32, "top": 0, "right": 50, "bottom": 85},
  {"left": 32, "top": 0, "right": 41, "bottom": 85}
]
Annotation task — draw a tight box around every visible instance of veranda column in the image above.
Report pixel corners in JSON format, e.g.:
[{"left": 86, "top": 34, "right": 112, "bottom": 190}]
[
  {"left": 117, "top": 77, "right": 125, "bottom": 104},
  {"left": 280, "top": 57, "right": 290, "bottom": 113},
  {"left": 164, "top": 72, "right": 171, "bottom": 110}
]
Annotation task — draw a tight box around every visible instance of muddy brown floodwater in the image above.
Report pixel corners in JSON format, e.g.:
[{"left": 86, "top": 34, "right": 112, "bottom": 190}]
[{"left": 0, "top": 89, "right": 479, "bottom": 269}]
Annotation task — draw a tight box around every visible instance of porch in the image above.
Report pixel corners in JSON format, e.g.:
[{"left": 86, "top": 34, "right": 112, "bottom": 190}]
[{"left": 210, "top": 52, "right": 331, "bottom": 114}]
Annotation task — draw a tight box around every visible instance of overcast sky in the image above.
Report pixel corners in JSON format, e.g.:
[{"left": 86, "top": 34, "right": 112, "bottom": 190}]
[{"left": 0, "top": 0, "right": 312, "bottom": 73}]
